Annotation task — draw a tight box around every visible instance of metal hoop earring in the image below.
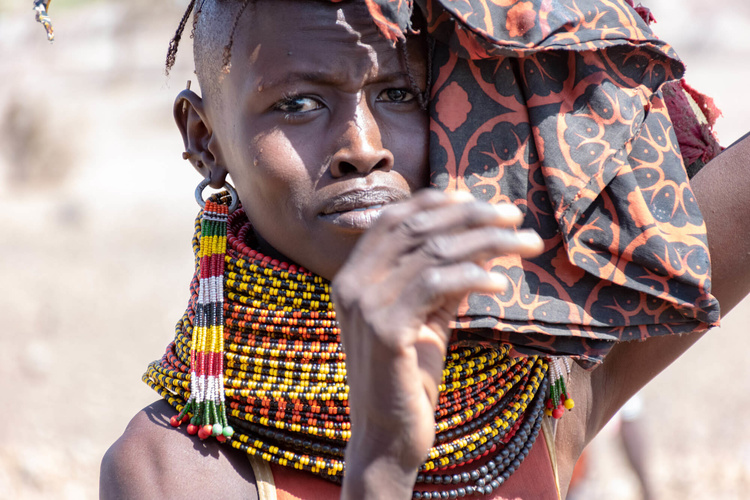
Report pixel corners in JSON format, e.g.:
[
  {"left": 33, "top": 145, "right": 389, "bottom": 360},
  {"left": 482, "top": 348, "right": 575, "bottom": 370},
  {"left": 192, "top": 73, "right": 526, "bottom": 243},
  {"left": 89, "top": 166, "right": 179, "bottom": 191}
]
[{"left": 195, "top": 177, "right": 240, "bottom": 214}]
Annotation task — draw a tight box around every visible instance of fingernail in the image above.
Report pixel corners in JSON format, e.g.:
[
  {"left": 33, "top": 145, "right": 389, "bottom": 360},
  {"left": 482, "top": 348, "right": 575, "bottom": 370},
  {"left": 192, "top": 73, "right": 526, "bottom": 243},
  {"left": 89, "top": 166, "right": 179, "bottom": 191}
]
[
  {"left": 494, "top": 203, "right": 523, "bottom": 219},
  {"left": 517, "top": 230, "right": 543, "bottom": 248},
  {"left": 452, "top": 191, "right": 475, "bottom": 202},
  {"left": 489, "top": 272, "right": 508, "bottom": 286}
]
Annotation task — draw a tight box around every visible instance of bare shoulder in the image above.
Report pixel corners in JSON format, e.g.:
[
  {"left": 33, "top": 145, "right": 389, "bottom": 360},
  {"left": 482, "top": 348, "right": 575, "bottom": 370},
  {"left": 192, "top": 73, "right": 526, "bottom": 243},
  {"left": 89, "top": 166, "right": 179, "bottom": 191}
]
[{"left": 100, "top": 400, "right": 258, "bottom": 500}]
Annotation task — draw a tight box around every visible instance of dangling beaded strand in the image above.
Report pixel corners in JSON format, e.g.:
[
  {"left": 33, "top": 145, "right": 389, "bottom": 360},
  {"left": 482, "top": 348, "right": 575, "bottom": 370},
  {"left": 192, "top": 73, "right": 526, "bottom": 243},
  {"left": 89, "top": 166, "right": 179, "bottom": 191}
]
[
  {"left": 169, "top": 198, "right": 235, "bottom": 441},
  {"left": 544, "top": 357, "right": 574, "bottom": 419}
]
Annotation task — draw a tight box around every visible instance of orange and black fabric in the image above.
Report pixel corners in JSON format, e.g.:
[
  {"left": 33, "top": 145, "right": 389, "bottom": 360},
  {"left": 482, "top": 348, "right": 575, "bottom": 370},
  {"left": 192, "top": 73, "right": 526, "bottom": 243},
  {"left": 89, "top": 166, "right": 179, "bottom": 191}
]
[{"left": 355, "top": 0, "right": 722, "bottom": 367}]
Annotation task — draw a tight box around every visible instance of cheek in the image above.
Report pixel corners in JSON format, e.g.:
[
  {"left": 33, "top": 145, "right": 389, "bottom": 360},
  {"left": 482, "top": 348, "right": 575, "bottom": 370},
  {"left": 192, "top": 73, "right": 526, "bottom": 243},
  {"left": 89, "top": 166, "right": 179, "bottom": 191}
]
[
  {"left": 389, "top": 112, "right": 429, "bottom": 189},
  {"left": 237, "top": 131, "right": 315, "bottom": 218}
]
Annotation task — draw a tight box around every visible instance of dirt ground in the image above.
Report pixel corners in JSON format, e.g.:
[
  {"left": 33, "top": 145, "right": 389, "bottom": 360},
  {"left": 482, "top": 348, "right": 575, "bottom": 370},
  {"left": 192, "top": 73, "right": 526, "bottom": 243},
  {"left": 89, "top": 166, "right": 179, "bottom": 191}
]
[{"left": 0, "top": 1, "right": 748, "bottom": 499}]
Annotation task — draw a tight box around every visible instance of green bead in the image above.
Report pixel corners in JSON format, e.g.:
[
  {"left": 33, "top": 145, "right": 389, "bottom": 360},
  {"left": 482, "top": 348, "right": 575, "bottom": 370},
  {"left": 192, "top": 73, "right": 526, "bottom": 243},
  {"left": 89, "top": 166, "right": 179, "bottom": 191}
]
[
  {"left": 212, "top": 423, "right": 223, "bottom": 436},
  {"left": 223, "top": 426, "right": 235, "bottom": 438}
]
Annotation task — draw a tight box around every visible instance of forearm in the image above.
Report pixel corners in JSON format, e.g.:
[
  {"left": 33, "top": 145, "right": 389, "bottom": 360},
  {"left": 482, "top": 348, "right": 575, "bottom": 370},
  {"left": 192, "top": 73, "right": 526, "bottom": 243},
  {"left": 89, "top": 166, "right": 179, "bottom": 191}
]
[
  {"left": 341, "top": 429, "right": 420, "bottom": 500},
  {"left": 691, "top": 132, "right": 750, "bottom": 315}
]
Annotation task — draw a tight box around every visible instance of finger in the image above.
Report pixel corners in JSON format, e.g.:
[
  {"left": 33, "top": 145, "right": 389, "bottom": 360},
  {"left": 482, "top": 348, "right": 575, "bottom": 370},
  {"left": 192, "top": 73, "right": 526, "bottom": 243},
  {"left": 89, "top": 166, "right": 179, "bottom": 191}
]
[
  {"left": 343, "top": 189, "right": 472, "bottom": 275},
  {"left": 411, "top": 227, "right": 544, "bottom": 266},
  {"left": 396, "top": 263, "right": 508, "bottom": 325},
  {"left": 348, "top": 196, "right": 526, "bottom": 277},
  {"left": 396, "top": 201, "right": 524, "bottom": 241}
]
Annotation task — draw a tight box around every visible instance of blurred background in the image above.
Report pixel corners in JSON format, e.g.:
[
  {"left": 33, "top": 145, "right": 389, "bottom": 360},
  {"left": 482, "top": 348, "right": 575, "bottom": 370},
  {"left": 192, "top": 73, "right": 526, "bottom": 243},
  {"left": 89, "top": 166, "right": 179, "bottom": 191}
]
[{"left": 0, "top": 1, "right": 748, "bottom": 498}]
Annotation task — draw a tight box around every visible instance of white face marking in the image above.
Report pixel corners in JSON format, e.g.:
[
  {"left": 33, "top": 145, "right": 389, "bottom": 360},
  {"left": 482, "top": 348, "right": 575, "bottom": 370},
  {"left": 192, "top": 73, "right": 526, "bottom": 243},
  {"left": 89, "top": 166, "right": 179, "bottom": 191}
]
[{"left": 336, "top": 8, "right": 378, "bottom": 69}]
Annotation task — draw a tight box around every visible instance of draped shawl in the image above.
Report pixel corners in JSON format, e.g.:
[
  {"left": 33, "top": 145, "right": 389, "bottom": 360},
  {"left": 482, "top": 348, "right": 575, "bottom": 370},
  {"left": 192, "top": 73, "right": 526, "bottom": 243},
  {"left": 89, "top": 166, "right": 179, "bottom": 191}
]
[{"left": 347, "top": 0, "right": 720, "bottom": 366}]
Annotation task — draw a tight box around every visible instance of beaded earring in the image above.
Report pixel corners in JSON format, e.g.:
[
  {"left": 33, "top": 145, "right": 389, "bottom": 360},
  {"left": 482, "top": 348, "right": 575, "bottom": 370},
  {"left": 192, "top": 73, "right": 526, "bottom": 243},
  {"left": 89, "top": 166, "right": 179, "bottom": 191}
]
[{"left": 169, "top": 179, "right": 238, "bottom": 439}]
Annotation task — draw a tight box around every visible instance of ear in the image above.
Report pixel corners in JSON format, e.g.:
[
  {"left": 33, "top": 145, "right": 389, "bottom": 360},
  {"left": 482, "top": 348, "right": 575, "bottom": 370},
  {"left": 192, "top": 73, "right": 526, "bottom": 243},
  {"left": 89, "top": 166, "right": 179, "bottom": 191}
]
[{"left": 174, "top": 89, "right": 228, "bottom": 189}]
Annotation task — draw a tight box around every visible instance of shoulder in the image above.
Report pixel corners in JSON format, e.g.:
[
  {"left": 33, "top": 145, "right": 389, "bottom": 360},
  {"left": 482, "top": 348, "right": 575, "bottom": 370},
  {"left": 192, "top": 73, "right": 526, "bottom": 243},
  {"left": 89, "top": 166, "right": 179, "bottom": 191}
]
[{"left": 100, "top": 400, "right": 259, "bottom": 500}]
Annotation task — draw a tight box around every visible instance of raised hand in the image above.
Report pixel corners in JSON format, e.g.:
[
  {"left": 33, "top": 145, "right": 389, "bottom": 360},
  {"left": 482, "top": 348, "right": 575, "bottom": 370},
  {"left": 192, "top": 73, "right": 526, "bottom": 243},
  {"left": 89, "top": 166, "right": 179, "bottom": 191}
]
[{"left": 334, "top": 189, "right": 544, "bottom": 499}]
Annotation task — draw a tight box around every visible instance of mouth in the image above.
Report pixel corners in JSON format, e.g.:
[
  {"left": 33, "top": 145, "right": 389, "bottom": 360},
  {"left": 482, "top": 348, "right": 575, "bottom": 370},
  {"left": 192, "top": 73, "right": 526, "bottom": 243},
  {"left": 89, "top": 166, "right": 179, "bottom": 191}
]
[{"left": 319, "top": 188, "right": 408, "bottom": 230}]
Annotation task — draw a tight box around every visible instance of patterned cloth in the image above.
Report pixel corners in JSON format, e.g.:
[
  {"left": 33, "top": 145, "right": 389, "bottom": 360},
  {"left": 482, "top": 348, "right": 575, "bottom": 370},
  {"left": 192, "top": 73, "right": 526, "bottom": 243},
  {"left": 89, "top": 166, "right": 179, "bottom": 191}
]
[{"left": 358, "top": 0, "right": 721, "bottom": 367}]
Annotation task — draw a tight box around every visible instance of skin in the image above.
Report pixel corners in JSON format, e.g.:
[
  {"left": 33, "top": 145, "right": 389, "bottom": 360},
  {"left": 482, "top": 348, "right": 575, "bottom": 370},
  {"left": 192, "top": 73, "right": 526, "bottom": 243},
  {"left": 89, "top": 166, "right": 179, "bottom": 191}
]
[{"left": 100, "top": 1, "right": 750, "bottom": 498}]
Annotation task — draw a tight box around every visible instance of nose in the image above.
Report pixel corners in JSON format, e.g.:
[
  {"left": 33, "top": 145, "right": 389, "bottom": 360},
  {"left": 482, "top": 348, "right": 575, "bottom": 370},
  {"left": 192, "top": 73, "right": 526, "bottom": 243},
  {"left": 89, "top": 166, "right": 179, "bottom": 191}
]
[{"left": 330, "top": 98, "right": 394, "bottom": 177}]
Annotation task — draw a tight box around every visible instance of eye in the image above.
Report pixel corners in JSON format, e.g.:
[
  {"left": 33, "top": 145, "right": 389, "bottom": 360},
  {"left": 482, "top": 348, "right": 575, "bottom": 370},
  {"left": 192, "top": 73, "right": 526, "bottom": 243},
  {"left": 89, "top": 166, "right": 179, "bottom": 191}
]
[
  {"left": 378, "top": 88, "right": 416, "bottom": 103},
  {"left": 274, "top": 95, "right": 323, "bottom": 114}
]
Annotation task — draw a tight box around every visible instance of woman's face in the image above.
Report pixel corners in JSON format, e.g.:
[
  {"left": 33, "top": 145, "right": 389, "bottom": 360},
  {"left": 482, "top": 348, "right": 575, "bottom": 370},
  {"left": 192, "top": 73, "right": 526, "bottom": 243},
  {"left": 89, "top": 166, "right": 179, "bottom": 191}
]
[{"left": 208, "top": 0, "right": 429, "bottom": 280}]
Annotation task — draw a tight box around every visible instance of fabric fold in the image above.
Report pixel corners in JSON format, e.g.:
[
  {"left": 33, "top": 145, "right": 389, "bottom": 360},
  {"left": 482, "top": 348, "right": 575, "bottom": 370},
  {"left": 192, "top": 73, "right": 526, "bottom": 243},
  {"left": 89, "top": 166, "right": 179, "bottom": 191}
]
[{"left": 360, "top": 0, "right": 720, "bottom": 366}]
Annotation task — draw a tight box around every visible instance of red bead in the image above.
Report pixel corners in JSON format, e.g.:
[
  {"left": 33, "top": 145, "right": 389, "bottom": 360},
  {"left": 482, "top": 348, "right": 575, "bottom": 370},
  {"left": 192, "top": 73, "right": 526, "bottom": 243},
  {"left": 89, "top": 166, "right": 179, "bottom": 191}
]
[
  {"left": 552, "top": 408, "right": 564, "bottom": 419},
  {"left": 216, "top": 435, "right": 227, "bottom": 443},
  {"left": 186, "top": 424, "right": 198, "bottom": 435},
  {"left": 170, "top": 416, "right": 181, "bottom": 428},
  {"left": 198, "top": 427, "right": 211, "bottom": 440}
]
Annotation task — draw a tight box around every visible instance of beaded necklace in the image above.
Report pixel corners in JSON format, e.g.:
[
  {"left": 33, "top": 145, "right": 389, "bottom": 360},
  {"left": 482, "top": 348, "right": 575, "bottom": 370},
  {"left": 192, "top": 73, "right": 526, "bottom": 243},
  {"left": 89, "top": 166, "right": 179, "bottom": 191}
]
[{"left": 144, "top": 199, "right": 572, "bottom": 498}]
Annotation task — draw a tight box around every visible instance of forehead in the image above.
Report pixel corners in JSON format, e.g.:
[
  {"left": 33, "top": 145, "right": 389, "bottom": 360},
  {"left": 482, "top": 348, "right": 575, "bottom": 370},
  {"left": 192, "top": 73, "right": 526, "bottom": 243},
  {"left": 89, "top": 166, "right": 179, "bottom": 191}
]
[{"left": 223, "top": 0, "right": 425, "bottom": 91}]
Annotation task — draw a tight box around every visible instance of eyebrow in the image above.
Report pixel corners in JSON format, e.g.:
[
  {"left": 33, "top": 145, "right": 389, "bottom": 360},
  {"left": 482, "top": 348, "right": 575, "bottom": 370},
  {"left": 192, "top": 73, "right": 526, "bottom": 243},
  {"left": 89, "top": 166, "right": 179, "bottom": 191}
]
[{"left": 257, "top": 70, "right": 413, "bottom": 90}]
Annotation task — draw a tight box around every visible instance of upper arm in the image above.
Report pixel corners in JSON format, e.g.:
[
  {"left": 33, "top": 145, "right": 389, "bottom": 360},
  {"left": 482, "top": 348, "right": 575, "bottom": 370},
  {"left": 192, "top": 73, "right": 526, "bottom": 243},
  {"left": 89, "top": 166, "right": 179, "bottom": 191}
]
[
  {"left": 100, "top": 403, "right": 179, "bottom": 500},
  {"left": 100, "top": 422, "right": 163, "bottom": 499},
  {"left": 583, "top": 133, "right": 750, "bottom": 440},
  {"left": 100, "top": 400, "right": 259, "bottom": 500}
]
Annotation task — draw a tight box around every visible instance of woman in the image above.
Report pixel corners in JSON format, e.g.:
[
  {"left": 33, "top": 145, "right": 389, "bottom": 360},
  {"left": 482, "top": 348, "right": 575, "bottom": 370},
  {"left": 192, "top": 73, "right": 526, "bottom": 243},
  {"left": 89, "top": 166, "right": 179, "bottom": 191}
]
[{"left": 100, "top": 1, "right": 750, "bottom": 498}]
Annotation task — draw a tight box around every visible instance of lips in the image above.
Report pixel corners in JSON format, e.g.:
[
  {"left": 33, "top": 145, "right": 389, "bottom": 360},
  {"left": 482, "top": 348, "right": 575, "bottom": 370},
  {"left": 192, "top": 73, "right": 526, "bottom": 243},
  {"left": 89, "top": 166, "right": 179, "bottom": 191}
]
[{"left": 318, "top": 187, "right": 408, "bottom": 230}]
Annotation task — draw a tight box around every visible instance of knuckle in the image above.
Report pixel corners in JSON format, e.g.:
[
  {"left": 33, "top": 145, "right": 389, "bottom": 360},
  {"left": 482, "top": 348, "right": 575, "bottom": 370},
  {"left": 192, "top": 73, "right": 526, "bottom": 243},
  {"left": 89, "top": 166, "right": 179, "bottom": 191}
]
[
  {"left": 421, "top": 235, "right": 453, "bottom": 261},
  {"left": 421, "top": 268, "right": 443, "bottom": 289},
  {"left": 397, "top": 212, "right": 431, "bottom": 238},
  {"left": 459, "top": 262, "right": 485, "bottom": 280}
]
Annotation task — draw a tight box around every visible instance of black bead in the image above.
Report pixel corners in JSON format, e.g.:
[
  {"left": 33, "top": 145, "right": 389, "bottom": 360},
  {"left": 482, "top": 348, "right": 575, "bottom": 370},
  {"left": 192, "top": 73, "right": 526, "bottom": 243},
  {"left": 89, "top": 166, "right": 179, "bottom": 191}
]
[
  {"left": 457, "top": 487, "right": 466, "bottom": 497},
  {"left": 416, "top": 474, "right": 424, "bottom": 483},
  {"left": 512, "top": 459, "right": 521, "bottom": 468},
  {"left": 460, "top": 472, "right": 470, "bottom": 483},
  {"left": 490, "top": 480, "right": 500, "bottom": 489},
  {"left": 470, "top": 470, "right": 479, "bottom": 481},
  {"left": 433, "top": 474, "right": 442, "bottom": 484},
  {"left": 422, "top": 492, "right": 431, "bottom": 500},
  {"left": 451, "top": 474, "right": 461, "bottom": 484},
  {"left": 413, "top": 492, "right": 422, "bottom": 500},
  {"left": 476, "top": 478, "right": 485, "bottom": 487},
  {"left": 441, "top": 491, "right": 449, "bottom": 499},
  {"left": 449, "top": 491, "right": 458, "bottom": 499},
  {"left": 424, "top": 475, "right": 433, "bottom": 484},
  {"left": 487, "top": 460, "right": 496, "bottom": 471}
]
